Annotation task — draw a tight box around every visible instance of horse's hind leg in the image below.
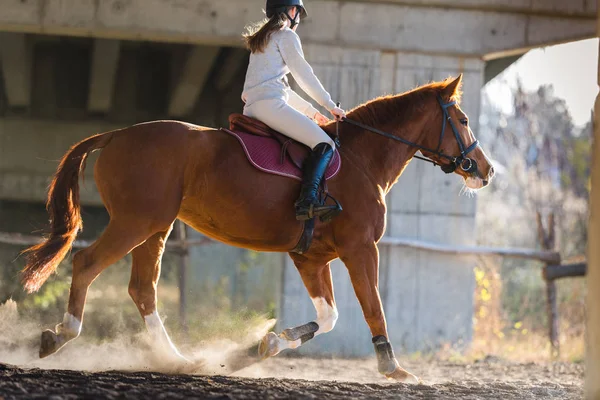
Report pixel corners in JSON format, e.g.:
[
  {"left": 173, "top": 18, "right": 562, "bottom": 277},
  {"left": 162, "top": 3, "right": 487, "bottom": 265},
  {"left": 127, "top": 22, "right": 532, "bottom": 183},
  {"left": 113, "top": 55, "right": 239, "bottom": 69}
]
[
  {"left": 39, "top": 221, "right": 152, "bottom": 358},
  {"left": 259, "top": 256, "right": 338, "bottom": 358},
  {"left": 128, "top": 225, "right": 188, "bottom": 363}
]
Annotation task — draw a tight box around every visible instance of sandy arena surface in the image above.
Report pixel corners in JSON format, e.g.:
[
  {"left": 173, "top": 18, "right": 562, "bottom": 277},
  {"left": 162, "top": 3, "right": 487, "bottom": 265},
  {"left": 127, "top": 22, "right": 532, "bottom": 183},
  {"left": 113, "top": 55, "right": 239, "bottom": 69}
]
[{"left": 0, "top": 356, "right": 584, "bottom": 399}]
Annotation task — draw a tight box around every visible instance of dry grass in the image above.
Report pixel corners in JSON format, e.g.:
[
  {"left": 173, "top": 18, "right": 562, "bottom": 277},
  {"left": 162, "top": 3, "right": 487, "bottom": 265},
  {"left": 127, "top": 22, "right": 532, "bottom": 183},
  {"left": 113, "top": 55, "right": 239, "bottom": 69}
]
[{"left": 432, "top": 260, "right": 586, "bottom": 364}]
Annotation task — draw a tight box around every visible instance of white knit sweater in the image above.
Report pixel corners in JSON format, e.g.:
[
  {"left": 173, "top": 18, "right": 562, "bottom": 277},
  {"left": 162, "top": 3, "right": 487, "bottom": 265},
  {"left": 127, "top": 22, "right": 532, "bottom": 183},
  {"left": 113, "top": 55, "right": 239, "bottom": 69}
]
[{"left": 242, "top": 27, "right": 337, "bottom": 117}]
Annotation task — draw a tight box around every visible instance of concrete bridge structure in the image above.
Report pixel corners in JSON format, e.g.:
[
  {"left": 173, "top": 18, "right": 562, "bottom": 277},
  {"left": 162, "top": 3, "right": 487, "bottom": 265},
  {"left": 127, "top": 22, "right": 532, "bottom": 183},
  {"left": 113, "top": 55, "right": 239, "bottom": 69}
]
[{"left": 0, "top": 0, "right": 596, "bottom": 356}]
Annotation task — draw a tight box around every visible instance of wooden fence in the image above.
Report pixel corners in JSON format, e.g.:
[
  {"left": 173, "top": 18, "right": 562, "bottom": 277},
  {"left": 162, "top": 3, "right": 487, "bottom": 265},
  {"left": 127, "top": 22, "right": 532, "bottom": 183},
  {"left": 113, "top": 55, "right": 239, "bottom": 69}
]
[
  {"left": 379, "top": 211, "right": 587, "bottom": 359},
  {"left": 0, "top": 215, "right": 587, "bottom": 358}
]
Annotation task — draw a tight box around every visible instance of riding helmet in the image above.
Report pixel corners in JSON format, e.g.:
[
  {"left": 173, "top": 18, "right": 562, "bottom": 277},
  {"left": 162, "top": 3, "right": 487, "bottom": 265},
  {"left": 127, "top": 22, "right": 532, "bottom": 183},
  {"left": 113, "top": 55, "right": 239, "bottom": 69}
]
[{"left": 266, "top": 0, "right": 308, "bottom": 19}]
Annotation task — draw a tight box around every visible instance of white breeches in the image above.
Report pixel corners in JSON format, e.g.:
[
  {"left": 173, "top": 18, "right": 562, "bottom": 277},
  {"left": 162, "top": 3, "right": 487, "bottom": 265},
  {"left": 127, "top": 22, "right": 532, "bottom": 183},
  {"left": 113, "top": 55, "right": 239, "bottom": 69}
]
[{"left": 243, "top": 98, "right": 335, "bottom": 150}]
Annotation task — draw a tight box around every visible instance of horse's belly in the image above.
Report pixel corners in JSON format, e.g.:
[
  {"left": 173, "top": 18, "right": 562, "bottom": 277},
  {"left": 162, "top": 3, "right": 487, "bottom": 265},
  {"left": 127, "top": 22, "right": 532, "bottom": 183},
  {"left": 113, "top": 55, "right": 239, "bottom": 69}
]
[{"left": 178, "top": 153, "right": 304, "bottom": 252}]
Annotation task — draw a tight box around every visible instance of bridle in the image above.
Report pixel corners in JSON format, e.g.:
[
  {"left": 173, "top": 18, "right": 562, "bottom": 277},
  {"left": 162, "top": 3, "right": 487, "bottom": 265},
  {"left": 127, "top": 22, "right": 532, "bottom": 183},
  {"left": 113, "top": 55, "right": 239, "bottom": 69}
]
[{"left": 338, "top": 96, "right": 480, "bottom": 175}]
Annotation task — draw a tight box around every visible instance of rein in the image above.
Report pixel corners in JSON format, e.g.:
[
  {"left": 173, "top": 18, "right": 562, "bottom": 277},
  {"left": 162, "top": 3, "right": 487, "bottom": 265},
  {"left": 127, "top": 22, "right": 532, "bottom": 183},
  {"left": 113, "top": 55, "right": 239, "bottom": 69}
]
[{"left": 336, "top": 96, "right": 480, "bottom": 174}]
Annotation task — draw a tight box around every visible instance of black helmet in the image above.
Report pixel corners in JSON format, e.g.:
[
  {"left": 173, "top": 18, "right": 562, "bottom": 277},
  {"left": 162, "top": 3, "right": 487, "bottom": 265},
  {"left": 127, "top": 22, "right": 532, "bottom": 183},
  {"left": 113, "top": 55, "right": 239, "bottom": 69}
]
[{"left": 266, "top": 0, "right": 307, "bottom": 19}]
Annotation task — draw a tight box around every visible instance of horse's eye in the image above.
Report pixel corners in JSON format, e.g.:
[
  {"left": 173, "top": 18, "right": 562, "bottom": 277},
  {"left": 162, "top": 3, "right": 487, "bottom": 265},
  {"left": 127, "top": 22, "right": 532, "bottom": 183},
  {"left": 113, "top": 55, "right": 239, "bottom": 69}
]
[{"left": 460, "top": 118, "right": 468, "bottom": 126}]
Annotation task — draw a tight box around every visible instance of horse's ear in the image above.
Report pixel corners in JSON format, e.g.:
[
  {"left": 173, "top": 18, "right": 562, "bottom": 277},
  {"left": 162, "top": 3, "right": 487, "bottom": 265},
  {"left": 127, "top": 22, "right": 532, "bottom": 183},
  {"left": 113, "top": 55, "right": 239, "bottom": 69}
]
[{"left": 442, "top": 74, "right": 463, "bottom": 101}]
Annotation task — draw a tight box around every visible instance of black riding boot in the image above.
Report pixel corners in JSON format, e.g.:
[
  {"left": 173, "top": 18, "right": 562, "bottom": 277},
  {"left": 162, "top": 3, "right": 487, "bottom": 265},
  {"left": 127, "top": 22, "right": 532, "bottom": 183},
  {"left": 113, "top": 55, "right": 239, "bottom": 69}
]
[{"left": 295, "top": 143, "right": 342, "bottom": 221}]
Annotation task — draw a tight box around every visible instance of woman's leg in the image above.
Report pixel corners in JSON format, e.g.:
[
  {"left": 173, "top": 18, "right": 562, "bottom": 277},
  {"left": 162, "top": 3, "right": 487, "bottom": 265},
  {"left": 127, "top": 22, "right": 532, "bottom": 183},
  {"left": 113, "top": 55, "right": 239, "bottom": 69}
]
[
  {"left": 244, "top": 99, "right": 341, "bottom": 221},
  {"left": 244, "top": 99, "right": 335, "bottom": 150}
]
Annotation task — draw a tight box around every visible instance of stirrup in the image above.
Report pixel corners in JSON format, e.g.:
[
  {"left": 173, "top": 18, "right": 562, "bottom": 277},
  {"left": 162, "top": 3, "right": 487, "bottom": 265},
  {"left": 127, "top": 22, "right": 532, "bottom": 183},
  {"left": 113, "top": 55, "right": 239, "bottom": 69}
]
[
  {"left": 295, "top": 203, "right": 341, "bottom": 221},
  {"left": 318, "top": 193, "right": 342, "bottom": 223},
  {"left": 295, "top": 193, "right": 343, "bottom": 222}
]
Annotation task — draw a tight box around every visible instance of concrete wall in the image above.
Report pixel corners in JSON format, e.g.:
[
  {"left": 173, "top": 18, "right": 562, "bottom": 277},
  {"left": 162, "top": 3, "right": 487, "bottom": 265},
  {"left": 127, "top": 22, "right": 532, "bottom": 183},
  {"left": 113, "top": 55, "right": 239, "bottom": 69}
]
[{"left": 0, "top": 118, "right": 119, "bottom": 204}]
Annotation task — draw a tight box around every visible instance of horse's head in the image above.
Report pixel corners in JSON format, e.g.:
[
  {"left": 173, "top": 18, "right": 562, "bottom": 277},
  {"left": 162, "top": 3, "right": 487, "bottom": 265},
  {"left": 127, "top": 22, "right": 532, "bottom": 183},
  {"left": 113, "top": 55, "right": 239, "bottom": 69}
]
[{"left": 421, "top": 75, "right": 495, "bottom": 190}]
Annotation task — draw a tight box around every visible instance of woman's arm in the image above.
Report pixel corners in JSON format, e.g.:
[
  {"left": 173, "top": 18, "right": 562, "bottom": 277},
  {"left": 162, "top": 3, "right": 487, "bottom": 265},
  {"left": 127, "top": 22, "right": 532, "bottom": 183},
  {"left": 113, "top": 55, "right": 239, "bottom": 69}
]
[
  {"left": 277, "top": 30, "right": 337, "bottom": 112},
  {"left": 286, "top": 87, "right": 318, "bottom": 118}
]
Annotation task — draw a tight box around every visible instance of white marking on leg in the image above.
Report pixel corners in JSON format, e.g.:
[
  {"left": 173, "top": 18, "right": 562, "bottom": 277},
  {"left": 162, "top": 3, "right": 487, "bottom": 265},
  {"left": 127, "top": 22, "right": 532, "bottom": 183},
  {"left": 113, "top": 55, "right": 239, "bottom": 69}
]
[
  {"left": 53, "top": 313, "right": 82, "bottom": 347},
  {"left": 263, "top": 297, "right": 338, "bottom": 357},
  {"left": 311, "top": 297, "right": 338, "bottom": 336},
  {"left": 144, "top": 311, "right": 188, "bottom": 361},
  {"left": 277, "top": 336, "right": 301, "bottom": 351}
]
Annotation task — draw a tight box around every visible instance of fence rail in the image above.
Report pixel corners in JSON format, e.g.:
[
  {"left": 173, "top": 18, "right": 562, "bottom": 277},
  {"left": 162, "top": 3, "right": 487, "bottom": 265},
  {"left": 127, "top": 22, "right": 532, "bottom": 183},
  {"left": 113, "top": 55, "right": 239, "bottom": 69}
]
[
  {"left": 0, "top": 231, "right": 211, "bottom": 251},
  {"left": 544, "top": 262, "right": 587, "bottom": 280},
  {"left": 379, "top": 236, "right": 561, "bottom": 264},
  {"left": 2, "top": 231, "right": 564, "bottom": 265}
]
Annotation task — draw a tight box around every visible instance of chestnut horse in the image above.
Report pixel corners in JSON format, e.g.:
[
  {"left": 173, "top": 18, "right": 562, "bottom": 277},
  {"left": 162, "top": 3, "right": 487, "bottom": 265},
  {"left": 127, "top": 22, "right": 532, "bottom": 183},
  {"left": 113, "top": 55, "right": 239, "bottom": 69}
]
[{"left": 21, "top": 75, "right": 493, "bottom": 382}]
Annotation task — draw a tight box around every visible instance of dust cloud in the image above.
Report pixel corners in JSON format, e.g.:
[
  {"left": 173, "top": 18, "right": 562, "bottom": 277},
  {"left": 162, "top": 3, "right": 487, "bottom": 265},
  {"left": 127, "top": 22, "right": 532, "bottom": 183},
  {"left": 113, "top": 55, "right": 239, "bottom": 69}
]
[{"left": 0, "top": 299, "right": 275, "bottom": 375}]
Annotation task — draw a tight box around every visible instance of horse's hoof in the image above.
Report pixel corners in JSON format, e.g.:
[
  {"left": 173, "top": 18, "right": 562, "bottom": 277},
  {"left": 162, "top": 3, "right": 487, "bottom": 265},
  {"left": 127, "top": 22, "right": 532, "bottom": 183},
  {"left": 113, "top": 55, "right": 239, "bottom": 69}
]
[
  {"left": 258, "top": 332, "right": 279, "bottom": 360},
  {"left": 385, "top": 366, "right": 420, "bottom": 384},
  {"left": 39, "top": 329, "right": 60, "bottom": 358}
]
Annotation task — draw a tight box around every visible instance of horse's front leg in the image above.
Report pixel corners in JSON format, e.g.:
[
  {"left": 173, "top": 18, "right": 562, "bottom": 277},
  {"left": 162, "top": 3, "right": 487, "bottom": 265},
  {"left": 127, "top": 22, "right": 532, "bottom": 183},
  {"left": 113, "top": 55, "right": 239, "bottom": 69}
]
[
  {"left": 259, "top": 257, "right": 338, "bottom": 359},
  {"left": 341, "top": 243, "right": 419, "bottom": 383}
]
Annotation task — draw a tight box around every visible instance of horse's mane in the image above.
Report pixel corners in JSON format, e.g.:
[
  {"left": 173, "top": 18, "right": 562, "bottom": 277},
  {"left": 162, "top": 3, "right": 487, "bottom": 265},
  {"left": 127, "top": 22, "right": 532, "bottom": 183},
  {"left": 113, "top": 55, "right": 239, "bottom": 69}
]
[{"left": 345, "top": 77, "right": 462, "bottom": 128}]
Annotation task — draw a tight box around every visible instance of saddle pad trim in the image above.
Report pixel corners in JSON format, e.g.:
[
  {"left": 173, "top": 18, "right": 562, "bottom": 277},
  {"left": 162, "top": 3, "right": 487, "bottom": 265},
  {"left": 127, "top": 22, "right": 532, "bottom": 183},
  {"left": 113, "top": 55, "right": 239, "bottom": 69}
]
[{"left": 221, "top": 128, "right": 341, "bottom": 182}]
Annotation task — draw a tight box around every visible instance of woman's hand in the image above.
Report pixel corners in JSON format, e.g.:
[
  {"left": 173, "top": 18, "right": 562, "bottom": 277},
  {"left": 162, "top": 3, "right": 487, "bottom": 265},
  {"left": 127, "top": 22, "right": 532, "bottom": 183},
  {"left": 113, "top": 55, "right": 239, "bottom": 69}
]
[
  {"left": 330, "top": 106, "right": 346, "bottom": 121},
  {"left": 313, "top": 111, "right": 331, "bottom": 125}
]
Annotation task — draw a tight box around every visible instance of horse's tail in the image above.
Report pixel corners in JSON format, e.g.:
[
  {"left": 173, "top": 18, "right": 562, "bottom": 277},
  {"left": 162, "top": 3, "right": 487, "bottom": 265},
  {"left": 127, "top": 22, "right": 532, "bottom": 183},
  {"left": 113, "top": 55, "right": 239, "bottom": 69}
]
[{"left": 21, "top": 132, "right": 113, "bottom": 293}]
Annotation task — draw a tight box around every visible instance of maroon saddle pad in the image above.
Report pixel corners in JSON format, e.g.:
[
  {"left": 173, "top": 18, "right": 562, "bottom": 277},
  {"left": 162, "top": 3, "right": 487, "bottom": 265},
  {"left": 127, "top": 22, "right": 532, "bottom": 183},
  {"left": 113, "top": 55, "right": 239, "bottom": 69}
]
[{"left": 221, "top": 114, "right": 341, "bottom": 181}]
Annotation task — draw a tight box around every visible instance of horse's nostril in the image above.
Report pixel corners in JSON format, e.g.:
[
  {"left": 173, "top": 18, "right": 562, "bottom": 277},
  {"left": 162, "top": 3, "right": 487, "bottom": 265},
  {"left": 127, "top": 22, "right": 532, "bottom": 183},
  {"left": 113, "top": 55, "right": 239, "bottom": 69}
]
[
  {"left": 482, "top": 180, "right": 488, "bottom": 186},
  {"left": 489, "top": 166, "right": 495, "bottom": 177}
]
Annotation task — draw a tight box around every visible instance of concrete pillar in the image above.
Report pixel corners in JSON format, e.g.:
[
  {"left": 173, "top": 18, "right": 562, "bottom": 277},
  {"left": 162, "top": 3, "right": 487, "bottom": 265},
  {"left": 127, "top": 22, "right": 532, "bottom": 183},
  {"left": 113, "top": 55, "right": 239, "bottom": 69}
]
[
  {"left": 295, "top": 44, "right": 380, "bottom": 111},
  {"left": 280, "top": 45, "right": 484, "bottom": 355},
  {"left": 383, "top": 52, "right": 484, "bottom": 352},
  {"left": 88, "top": 39, "right": 121, "bottom": 113},
  {"left": 0, "top": 32, "right": 32, "bottom": 108},
  {"left": 585, "top": 3, "right": 600, "bottom": 397},
  {"left": 279, "top": 45, "right": 381, "bottom": 356},
  {"left": 168, "top": 45, "right": 219, "bottom": 118}
]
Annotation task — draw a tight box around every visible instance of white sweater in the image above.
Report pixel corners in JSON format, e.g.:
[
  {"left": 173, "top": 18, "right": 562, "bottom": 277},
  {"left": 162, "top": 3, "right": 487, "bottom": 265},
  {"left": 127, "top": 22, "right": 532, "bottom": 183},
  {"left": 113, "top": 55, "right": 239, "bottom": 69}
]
[{"left": 242, "top": 27, "right": 337, "bottom": 117}]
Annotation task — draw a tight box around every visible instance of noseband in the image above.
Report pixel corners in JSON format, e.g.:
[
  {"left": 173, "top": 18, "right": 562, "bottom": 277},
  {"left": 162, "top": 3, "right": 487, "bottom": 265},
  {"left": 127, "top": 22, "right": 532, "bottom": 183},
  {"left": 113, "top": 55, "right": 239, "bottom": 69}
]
[{"left": 340, "top": 96, "right": 480, "bottom": 175}]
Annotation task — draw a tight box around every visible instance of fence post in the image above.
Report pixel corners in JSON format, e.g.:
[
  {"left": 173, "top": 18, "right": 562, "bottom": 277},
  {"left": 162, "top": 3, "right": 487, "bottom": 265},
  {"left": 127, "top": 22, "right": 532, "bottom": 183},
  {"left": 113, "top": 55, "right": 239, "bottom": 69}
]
[
  {"left": 537, "top": 211, "right": 559, "bottom": 359},
  {"left": 176, "top": 220, "right": 189, "bottom": 332}
]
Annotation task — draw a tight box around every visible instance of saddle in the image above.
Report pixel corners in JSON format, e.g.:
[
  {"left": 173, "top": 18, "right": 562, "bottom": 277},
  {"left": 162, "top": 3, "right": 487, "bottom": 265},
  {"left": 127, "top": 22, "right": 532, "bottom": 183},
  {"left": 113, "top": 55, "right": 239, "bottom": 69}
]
[
  {"left": 228, "top": 114, "right": 313, "bottom": 169},
  {"left": 221, "top": 114, "right": 342, "bottom": 255},
  {"left": 221, "top": 114, "right": 341, "bottom": 182}
]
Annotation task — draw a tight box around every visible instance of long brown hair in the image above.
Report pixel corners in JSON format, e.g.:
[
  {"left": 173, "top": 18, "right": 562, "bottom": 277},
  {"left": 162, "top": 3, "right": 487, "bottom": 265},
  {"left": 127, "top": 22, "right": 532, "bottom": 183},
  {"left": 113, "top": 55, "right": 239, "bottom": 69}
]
[{"left": 243, "top": 13, "right": 287, "bottom": 54}]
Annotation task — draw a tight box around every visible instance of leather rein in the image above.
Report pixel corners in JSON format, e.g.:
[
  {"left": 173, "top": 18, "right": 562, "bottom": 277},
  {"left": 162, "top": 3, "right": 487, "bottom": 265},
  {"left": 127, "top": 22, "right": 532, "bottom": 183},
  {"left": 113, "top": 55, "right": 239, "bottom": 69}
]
[{"left": 336, "top": 96, "right": 480, "bottom": 175}]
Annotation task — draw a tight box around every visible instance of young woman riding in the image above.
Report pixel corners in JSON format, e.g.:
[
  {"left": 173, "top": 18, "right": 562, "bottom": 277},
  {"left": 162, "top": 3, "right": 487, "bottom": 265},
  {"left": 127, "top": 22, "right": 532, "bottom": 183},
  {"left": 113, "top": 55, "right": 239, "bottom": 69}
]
[{"left": 242, "top": 0, "right": 346, "bottom": 221}]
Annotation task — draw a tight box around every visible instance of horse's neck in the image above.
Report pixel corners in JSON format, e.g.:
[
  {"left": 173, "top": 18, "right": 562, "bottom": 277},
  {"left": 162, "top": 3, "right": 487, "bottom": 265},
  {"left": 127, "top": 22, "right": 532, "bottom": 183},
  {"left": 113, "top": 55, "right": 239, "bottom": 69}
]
[{"left": 337, "top": 101, "right": 430, "bottom": 193}]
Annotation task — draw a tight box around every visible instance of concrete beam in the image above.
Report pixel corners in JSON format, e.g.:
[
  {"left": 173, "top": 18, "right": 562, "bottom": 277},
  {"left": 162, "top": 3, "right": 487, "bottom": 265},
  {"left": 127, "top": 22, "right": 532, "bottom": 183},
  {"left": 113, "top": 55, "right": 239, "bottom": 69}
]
[
  {"left": 88, "top": 39, "right": 120, "bottom": 113},
  {"left": 484, "top": 54, "right": 523, "bottom": 84},
  {"left": 168, "top": 45, "right": 219, "bottom": 118},
  {"left": 215, "top": 48, "right": 248, "bottom": 91},
  {"left": 329, "top": 0, "right": 596, "bottom": 18},
  {"left": 0, "top": 32, "right": 32, "bottom": 108},
  {"left": 0, "top": 1, "right": 594, "bottom": 57},
  {"left": 332, "top": 2, "right": 595, "bottom": 57}
]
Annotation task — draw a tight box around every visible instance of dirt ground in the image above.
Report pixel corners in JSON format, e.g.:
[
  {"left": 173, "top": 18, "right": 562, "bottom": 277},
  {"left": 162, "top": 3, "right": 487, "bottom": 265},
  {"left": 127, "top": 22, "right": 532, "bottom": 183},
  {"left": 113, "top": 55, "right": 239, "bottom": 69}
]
[{"left": 0, "top": 356, "right": 584, "bottom": 399}]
